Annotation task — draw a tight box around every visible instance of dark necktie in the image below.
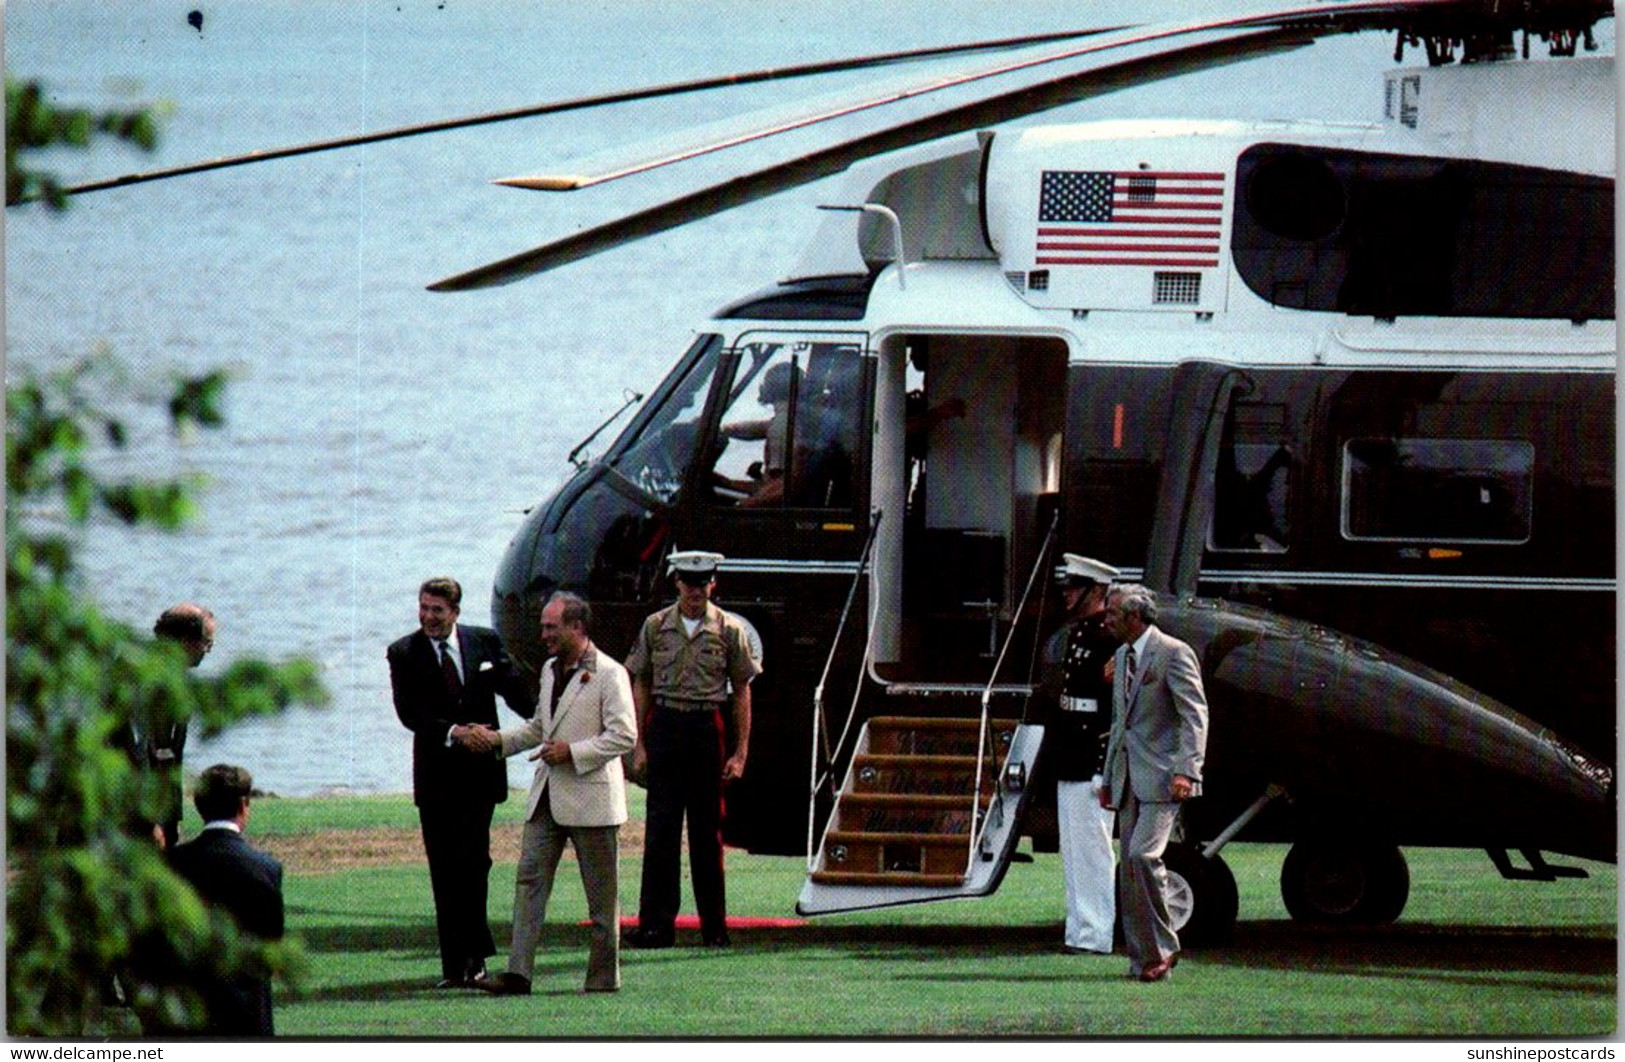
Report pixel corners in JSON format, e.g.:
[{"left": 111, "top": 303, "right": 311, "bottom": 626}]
[
  {"left": 438, "top": 639, "right": 462, "bottom": 698},
  {"left": 1125, "top": 647, "right": 1138, "bottom": 697}
]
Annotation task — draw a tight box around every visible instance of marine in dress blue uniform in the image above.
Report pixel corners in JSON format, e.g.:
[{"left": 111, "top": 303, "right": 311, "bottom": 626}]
[{"left": 1035, "top": 555, "right": 1120, "bottom": 954}]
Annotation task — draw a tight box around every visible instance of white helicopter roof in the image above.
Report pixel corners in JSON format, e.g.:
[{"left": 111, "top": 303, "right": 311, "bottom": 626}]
[{"left": 785, "top": 52, "right": 1614, "bottom": 308}]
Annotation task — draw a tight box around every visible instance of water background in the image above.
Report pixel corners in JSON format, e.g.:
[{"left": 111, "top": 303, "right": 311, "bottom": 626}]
[{"left": 9, "top": 0, "right": 1606, "bottom": 795}]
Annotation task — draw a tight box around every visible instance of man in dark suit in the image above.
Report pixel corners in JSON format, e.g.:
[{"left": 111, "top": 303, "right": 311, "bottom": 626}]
[
  {"left": 129, "top": 602, "right": 216, "bottom": 850},
  {"left": 1100, "top": 583, "right": 1209, "bottom": 984},
  {"left": 388, "top": 576, "right": 536, "bottom": 988},
  {"left": 168, "top": 763, "right": 283, "bottom": 1036}
]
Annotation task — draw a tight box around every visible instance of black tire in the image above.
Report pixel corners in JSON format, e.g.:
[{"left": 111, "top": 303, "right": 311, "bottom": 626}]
[
  {"left": 1280, "top": 839, "right": 1410, "bottom": 924},
  {"left": 1161, "top": 841, "right": 1240, "bottom": 947}
]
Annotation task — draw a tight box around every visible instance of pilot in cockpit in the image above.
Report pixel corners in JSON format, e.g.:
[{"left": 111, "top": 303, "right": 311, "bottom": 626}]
[{"left": 717, "top": 361, "right": 799, "bottom": 502}]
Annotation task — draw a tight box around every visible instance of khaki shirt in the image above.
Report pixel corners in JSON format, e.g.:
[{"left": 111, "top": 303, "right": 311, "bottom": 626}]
[{"left": 626, "top": 602, "right": 762, "bottom": 702}]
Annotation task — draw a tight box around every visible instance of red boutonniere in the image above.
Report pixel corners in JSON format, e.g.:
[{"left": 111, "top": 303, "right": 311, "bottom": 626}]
[{"left": 580, "top": 672, "right": 591, "bottom": 684}]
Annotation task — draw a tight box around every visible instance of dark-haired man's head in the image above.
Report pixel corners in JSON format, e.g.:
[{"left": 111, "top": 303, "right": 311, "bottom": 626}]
[{"left": 193, "top": 763, "right": 255, "bottom": 825}]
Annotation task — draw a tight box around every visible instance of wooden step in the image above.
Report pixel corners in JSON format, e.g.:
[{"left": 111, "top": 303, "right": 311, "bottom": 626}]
[
  {"left": 850, "top": 753, "right": 996, "bottom": 797},
  {"left": 832, "top": 792, "right": 987, "bottom": 835},
  {"left": 821, "top": 830, "right": 971, "bottom": 877},
  {"left": 864, "top": 716, "right": 1019, "bottom": 757},
  {"left": 835, "top": 793, "right": 991, "bottom": 810}
]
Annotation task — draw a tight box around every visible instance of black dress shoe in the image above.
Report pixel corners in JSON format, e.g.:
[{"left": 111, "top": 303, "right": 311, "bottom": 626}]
[
  {"left": 701, "top": 931, "right": 731, "bottom": 948},
  {"left": 476, "top": 973, "right": 532, "bottom": 996},
  {"left": 622, "top": 926, "right": 673, "bottom": 949}
]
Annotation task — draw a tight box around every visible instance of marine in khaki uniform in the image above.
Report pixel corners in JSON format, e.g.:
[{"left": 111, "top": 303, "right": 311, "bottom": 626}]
[{"left": 623, "top": 551, "right": 761, "bottom": 949}]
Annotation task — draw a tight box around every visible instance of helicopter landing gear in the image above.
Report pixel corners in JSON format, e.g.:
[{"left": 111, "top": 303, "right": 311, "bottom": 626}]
[
  {"left": 1147, "top": 781, "right": 1283, "bottom": 946},
  {"left": 1162, "top": 841, "right": 1239, "bottom": 946},
  {"left": 1280, "top": 838, "right": 1410, "bottom": 924}
]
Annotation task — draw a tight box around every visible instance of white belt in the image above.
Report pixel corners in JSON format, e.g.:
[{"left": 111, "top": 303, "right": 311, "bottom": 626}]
[{"left": 1060, "top": 696, "right": 1100, "bottom": 713}]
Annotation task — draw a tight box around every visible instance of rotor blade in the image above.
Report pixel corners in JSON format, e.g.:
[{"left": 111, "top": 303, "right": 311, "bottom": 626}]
[
  {"left": 48, "top": 26, "right": 1130, "bottom": 198},
  {"left": 489, "top": 0, "right": 1571, "bottom": 193},
  {"left": 432, "top": 0, "right": 1586, "bottom": 291},
  {"left": 489, "top": 2, "right": 1393, "bottom": 193},
  {"left": 428, "top": 24, "right": 1320, "bottom": 292}
]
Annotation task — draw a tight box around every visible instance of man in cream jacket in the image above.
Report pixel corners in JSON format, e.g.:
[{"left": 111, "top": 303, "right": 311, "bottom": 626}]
[{"left": 457, "top": 591, "right": 636, "bottom": 994}]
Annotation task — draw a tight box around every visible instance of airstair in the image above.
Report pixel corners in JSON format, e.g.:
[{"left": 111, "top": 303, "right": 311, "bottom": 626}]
[
  {"left": 795, "top": 512, "right": 1052, "bottom": 917},
  {"left": 797, "top": 711, "right": 1042, "bottom": 914}
]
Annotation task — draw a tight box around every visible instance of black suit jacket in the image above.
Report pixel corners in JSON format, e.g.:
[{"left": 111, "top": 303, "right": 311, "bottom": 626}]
[
  {"left": 169, "top": 828, "right": 284, "bottom": 1036},
  {"left": 388, "top": 623, "right": 536, "bottom": 807}
]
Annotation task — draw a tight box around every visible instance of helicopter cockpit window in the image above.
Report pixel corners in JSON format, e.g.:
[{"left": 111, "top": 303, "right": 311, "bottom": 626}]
[
  {"left": 713, "top": 339, "right": 862, "bottom": 508},
  {"left": 1341, "top": 438, "right": 1534, "bottom": 544},
  {"left": 606, "top": 334, "right": 726, "bottom": 505}
]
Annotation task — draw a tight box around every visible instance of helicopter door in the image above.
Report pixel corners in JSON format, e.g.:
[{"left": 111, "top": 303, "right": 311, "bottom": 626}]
[{"left": 877, "top": 333, "right": 1068, "bottom": 677}]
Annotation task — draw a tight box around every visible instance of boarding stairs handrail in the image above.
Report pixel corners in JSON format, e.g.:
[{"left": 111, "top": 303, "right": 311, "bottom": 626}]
[
  {"left": 806, "top": 509, "right": 883, "bottom": 872},
  {"left": 965, "top": 512, "right": 1058, "bottom": 877}
]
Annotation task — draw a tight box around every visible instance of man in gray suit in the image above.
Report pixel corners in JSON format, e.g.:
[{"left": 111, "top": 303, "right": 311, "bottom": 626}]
[
  {"left": 1099, "top": 584, "right": 1208, "bottom": 983},
  {"left": 459, "top": 592, "right": 637, "bottom": 995}
]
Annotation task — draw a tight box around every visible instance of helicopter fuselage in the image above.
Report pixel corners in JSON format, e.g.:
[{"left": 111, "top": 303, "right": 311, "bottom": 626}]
[{"left": 491, "top": 55, "right": 1614, "bottom": 871}]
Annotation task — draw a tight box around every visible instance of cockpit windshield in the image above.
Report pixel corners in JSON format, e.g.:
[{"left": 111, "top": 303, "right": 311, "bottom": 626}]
[
  {"left": 606, "top": 334, "right": 726, "bottom": 504},
  {"left": 713, "top": 336, "right": 864, "bottom": 509}
]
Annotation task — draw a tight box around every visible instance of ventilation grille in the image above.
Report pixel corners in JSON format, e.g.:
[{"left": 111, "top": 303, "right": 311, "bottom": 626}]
[
  {"left": 1028, "top": 269, "right": 1050, "bottom": 291},
  {"left": 1153, "top": 271, "right": 1202, "bottom": 305}
]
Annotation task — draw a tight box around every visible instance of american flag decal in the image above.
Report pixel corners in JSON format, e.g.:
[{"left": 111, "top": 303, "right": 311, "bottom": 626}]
[{"left": 1036, "top": 169, "right": 1225, "bottom": 267}]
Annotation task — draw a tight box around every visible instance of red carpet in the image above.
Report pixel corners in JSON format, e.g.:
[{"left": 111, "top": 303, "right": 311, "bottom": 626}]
[{"left": 604, "top": 915, "right": 807, "bottom": 929}]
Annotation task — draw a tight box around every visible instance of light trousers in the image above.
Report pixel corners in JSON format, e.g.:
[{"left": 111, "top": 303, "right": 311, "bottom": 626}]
[
  {"left": 507, "top": 795, "right": 621, "bottom": 991},
  {"left": 1056, "top": 777, "right": 1116, "bottom": 952},
  {"left": 1117, "top": 788, "right": 1182, "bottom": 975}
]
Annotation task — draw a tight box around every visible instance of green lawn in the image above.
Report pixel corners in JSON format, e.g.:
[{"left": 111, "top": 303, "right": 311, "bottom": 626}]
[{"left": 249, "top": 794, "right": 1616, "bottom": 1038}]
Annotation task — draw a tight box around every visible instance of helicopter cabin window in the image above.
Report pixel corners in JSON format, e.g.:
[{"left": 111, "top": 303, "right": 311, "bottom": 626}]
[
  {"left": 713, "top": 338, "right": 862, "bottom": 509},
  {"left": 1341, "top": 438, "right": 1533, "bottom": 544},
  {"left": 1233, "top": 144, "right": 1614, "bottom": 320},
  {"left": 605, "top": 334, "right": 726, "bottom": 504},
  {"left": 1211, "top": 402, "right": 1291, "bottom": 553}
]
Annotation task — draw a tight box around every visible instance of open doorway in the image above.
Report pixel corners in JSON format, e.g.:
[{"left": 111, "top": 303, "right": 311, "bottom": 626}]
[{"left": 870, "top": 332, "right": 1069, "bottom": 682}]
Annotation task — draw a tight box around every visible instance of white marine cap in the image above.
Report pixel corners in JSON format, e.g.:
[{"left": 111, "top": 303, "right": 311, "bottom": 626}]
[
  {"left": 668, "top": 550, "right": 725, "bottom": 579},
  {"left": 1059, "top": 554, "right": 1120, "bottom": 587}
]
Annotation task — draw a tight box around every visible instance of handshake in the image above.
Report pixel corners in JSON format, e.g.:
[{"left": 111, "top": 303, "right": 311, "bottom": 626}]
[{"left": 451, "top": 723, "right": 500, "bottom": 755}]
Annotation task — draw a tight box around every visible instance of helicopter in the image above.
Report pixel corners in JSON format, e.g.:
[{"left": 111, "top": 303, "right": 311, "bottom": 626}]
[
  {"left": 54, "top": 0, "right": 1615, "bottom": 941},
  {"left": 464, "top": 0, "right": 1616, "bottom": 937}
]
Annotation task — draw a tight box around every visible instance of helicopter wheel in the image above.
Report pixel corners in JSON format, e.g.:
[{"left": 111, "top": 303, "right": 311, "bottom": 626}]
[
  {"left": 1160, "top": 841, "right": 1239, "bottom": 947},
  {"left": 1280, "top": 838, "right": 1410, "bottom": 924}
]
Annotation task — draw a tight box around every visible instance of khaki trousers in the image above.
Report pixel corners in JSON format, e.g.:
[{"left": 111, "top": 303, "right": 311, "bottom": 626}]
[{"left": 507, "top": 794, "right": 621, "bottom": 991}]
